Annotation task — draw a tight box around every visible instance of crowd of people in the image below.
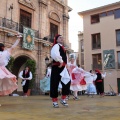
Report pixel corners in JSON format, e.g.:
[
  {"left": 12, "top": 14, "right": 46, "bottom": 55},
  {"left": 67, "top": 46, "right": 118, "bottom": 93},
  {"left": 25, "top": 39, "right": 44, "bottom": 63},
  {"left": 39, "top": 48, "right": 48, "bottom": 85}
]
[
  {"left": 0, "top": 33, "right": 106, "bottom": 108},
  {"left": 40, "top": 34, "right": 106, "bottom": 108}
]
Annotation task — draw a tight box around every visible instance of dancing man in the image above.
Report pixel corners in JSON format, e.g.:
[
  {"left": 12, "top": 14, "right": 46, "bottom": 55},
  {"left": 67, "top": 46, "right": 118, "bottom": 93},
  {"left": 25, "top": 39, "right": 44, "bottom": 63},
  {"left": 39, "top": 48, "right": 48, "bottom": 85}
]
[
  {"left": 50, "top": 34, "right": 71, "bottom": 108},
  {"left": 95, "top": 69, "right": 106, "bottom": 97}
]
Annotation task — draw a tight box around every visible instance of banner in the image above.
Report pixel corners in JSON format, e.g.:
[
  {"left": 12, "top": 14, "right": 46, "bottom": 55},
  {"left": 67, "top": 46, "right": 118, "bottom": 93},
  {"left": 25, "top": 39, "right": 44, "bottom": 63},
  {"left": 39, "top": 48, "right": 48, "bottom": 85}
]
[
  {"left": 22, "top": 27, "right": 35, "bottom": 50},
  {"left": 103, "top": 49, "right": 115, "bottom": 69}
]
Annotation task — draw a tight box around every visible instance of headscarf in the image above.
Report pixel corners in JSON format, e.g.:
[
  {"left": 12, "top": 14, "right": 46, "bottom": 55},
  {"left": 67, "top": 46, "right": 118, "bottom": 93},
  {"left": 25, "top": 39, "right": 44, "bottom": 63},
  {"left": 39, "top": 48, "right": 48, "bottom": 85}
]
[
  {"left": 0, "top": 43, "right": 5, "bottom": 51},
  {"left": 52, "top": 34, "right": 62, "bottom": 46},
  {"left": 69, "top": 53, "right": 76, "bottom": 65},
  {"left": 95, "top": 69, "right": 101, "bottom": 74}
]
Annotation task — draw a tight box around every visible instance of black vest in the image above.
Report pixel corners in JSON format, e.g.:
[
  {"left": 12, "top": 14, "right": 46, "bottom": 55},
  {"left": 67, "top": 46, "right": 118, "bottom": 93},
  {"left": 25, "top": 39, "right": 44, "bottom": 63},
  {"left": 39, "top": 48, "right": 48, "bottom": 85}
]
[
  {"left": 22, "top": 70, "right": 30, "bottom": 78},
  {"left": 53, "top": 44, "right": 67, "bottom": 64},
  {"left": 96, "top": 73, "right": 102, "bottom": 82}
]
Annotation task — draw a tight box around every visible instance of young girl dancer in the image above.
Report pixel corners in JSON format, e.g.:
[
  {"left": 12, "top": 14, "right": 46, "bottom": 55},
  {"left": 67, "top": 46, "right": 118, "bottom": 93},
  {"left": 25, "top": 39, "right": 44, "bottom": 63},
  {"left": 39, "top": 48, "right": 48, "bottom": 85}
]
[
  {"left": 67, "top": 54, "right": 87, "bottom": 100},
  {"left": 84, "top": 70, "right": 97, "bottom": 97},
  {"left": 0, "top": 33, "right": 22, "bottom": 105},
  {"left": 71, "top": 64, "right": 87, "bottom": 100}
]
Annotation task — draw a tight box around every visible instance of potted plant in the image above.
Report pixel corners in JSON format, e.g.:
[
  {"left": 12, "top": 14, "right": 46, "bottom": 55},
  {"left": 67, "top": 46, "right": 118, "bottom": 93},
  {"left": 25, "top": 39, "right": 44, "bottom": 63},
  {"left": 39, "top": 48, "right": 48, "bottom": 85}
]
[
  {"left": 6, "top": 56, "right": 14, "bottom": 72},
  {"left": 25, "top": 59, "right": 36, "bottom": 96}
]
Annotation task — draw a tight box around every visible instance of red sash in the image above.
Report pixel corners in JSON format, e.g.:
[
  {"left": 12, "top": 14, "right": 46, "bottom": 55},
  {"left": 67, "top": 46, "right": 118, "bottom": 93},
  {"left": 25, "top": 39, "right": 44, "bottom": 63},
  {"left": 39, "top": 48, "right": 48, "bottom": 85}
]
[{"left": 80, "top": 78, "right": 86, "bottom": 85}]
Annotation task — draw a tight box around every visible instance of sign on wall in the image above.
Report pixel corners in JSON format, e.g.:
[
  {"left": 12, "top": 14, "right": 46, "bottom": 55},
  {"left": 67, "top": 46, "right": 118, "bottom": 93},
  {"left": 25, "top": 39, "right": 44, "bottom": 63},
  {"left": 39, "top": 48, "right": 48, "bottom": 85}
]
[
  {"left": 22, "top": 27, "right": 35, "bottom": 50},
  {"left": 103, "top": 49, "right": 115, "bottom": 69}
]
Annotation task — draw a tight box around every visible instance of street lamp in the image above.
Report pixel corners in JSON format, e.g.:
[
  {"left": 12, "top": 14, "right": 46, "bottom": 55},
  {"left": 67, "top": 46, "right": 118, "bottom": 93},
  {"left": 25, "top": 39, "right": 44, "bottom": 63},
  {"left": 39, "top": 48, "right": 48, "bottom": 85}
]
[
  {"left": 9, "top": 4, "right": 13, "bottom": 22},
  {"left": 45, "top": 56, "right": 49, "bottom": 65}
]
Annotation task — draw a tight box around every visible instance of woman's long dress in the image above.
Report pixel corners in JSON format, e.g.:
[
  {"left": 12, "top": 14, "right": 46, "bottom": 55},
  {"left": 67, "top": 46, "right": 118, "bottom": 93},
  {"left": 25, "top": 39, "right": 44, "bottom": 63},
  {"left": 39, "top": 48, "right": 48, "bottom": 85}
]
[
  {"left": 40, "top": 68, "right": 51, "bottom": 93},
  {"left": 0, "top": 50, "right": 18, "bottom": 95}
]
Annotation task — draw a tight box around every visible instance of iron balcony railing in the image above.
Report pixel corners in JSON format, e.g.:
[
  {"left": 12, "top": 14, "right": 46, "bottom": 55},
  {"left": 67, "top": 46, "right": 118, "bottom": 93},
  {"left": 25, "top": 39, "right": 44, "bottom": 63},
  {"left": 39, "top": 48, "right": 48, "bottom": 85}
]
[
  {"left": 0, "top": 17, "right": 39, "bottom": 38},
  {"left": 2, "top": 17, "right": 18, "bottom": 31}
]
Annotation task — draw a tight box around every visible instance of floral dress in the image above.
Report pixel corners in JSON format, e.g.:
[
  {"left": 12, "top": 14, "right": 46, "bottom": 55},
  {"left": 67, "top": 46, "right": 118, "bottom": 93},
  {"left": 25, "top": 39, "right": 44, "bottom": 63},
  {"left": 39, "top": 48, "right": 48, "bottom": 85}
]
[{"left": 70, "top": 67, "right": 87, "bottom": 91}]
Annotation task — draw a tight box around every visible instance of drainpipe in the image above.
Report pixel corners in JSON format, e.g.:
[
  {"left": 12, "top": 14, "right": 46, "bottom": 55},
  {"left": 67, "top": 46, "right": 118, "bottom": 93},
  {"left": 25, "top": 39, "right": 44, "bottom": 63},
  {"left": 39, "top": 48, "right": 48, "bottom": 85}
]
[
  {"left": 37, "top": 0, "right": 42, "bottom": 94},
  {"left": 5, "top": 0, "right": 8, "bottom": 18}
]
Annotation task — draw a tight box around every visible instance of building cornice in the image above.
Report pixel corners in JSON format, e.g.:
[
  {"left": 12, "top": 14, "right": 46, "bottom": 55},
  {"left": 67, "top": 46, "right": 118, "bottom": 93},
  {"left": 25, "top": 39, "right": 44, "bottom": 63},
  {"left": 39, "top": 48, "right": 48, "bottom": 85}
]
[
  {"left": 53, "top": 0, "right": 72, "bottom": 12},
  {"left": 78, "top": 1, "right": 120, "bottom": 15},
  {"left": 38, "top": 0, "right": 48, "bottom": 6},
  {"left": 18, "top": 0, "right": 36, "bottom": 10}
]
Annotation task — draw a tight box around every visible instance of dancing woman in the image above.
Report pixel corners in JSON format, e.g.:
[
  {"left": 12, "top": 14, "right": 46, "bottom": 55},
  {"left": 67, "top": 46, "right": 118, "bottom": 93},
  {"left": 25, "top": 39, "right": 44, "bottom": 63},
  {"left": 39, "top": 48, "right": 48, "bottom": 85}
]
[
  {"left": 70, "top": 64, "right": 87, "bottom": 100},
  {"left": 0, "top": 33, "right": 22, "bottom": 103},
  {"left": 40, "top": 64, "right": 51, "bottom": 93},
  {"left": 84, "top": 70, "right": 97, "bottom": 97}
]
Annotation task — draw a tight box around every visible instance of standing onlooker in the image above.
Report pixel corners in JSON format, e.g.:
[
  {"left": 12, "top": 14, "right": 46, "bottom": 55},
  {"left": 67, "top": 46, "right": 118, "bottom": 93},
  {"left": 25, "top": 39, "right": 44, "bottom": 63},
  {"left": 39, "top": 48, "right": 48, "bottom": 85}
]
[
  {"left": 50, "top": 34, "right": 71, "bottom": 108},
  {"left": 19, "top": 66, "right": 32, "bottom": 97},
  {"left": 95, "top": 69, "right": 106, "bottom": 97}
]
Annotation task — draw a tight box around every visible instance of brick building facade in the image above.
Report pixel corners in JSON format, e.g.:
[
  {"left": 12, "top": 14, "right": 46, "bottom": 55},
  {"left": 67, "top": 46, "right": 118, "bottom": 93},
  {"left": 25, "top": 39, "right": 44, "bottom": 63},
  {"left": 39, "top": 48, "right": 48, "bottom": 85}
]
[{"left": 0, "top": 0, "right": 72, "bottom": 93}]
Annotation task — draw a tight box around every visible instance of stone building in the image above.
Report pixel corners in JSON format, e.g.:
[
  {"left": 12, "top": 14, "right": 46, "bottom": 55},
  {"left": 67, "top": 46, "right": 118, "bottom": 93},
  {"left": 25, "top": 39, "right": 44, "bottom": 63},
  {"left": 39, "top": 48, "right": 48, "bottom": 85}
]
[
  {"left": 78, "top": 2, "right": 120, "bottom": 93},
  {"left": 0, "top": 0, "right": 72, "bottom": 93},
  {"left": 78, "top": 31, "right": 84, "bottom": 69}
]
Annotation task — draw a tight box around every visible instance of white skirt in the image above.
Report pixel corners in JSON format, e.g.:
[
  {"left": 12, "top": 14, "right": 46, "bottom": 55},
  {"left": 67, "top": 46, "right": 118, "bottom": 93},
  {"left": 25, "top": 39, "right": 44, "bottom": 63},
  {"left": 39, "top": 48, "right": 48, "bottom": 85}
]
[
  {"left": 70, "top": 84, "right": 83, "bottom": 91},
  {"left": 86, "top": 83, "right": 96, "bottom": 94}
]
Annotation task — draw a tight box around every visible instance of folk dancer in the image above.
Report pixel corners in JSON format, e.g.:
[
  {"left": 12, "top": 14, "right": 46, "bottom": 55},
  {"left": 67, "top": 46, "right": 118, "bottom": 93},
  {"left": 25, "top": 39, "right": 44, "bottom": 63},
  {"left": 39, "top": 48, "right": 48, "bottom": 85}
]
[
  {"left": 50, "top": 34, "right": 70, "bottom": 108},
  {"left": 40, "top": 64, "right": 51, "bottom": 93},
  {"left": 84, "top": 70, "right": 97, "bottom": 97},
  {"left": 95, "top": 69, "right": 106, "bottom": 97},
  {"left": 0, "top": 33, "right": 22, "bottom": 106},
  {"left": 70, "top": 64, "right": 87, "bottom": 100}
]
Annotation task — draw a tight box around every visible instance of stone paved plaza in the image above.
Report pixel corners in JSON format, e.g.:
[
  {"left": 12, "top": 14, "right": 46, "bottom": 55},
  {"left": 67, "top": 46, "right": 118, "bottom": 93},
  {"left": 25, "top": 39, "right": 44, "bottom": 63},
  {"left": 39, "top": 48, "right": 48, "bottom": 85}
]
[{"left": 0, "top": 95, "right": 120, "bottom": 120}]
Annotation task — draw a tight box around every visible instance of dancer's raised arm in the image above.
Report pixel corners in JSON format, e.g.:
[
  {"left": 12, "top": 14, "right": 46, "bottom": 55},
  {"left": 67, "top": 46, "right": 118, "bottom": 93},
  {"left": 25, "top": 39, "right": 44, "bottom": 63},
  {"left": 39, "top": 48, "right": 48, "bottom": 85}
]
[{"left": 7, "top": 33, "right": 22, "bottom": 53}]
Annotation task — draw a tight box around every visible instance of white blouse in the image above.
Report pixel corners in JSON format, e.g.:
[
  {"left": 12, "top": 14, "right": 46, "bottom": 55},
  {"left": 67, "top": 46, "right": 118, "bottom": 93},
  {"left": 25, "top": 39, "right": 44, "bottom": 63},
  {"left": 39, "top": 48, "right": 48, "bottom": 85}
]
[
  {"left": 46, "top": 67, "right": 51, "bottom": 77},
  {"left": 51, "top": 43, "right": 63, "bottom": 63},
  {"left": 19, "top": 71, "right": 33, "bottom": 80},
  {"left": 0, "top": 50, "right": 10, "bottom": 66},
  {"left": 84, "top": 72, "right": 97, "bottom": 84},
  {"left": 0, "top": 39, "right": 20, "bottom": 67}
]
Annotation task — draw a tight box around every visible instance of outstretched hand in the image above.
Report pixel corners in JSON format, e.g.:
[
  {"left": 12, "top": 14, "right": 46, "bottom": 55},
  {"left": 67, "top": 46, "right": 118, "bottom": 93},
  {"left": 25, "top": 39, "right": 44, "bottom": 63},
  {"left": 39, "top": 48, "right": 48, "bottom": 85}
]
[{"left": 16, "top": 32, "right": 22, "bottom": 38}]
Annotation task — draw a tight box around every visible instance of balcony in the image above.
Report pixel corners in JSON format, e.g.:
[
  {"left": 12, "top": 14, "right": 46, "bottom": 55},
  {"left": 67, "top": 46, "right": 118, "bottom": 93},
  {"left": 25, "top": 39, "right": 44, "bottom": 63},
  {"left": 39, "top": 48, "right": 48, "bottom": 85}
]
[
  {"left": 0, "top": 17, "right": 39, "bottom": 38},
  {"left": 0, "top": 17, "right": 18, "bottom": 31}
]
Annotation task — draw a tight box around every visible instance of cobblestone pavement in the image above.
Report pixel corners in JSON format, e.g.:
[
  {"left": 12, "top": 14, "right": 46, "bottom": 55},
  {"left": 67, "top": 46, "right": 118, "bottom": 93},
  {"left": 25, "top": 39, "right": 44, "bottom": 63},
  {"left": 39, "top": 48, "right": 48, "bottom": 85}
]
[{"left": 0, "top": 95, "right": 120, "bottom": 120}]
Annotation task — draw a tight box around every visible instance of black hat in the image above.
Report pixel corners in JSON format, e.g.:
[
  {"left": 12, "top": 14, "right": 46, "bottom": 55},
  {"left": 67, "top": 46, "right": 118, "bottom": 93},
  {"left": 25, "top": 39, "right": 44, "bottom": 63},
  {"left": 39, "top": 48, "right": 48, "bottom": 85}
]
[
  {"left": 0, "top": 43, "right": 5, "bottom": 47},
  {"left": 52, "top": 34, "right": 62, "bottom": 46}
]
